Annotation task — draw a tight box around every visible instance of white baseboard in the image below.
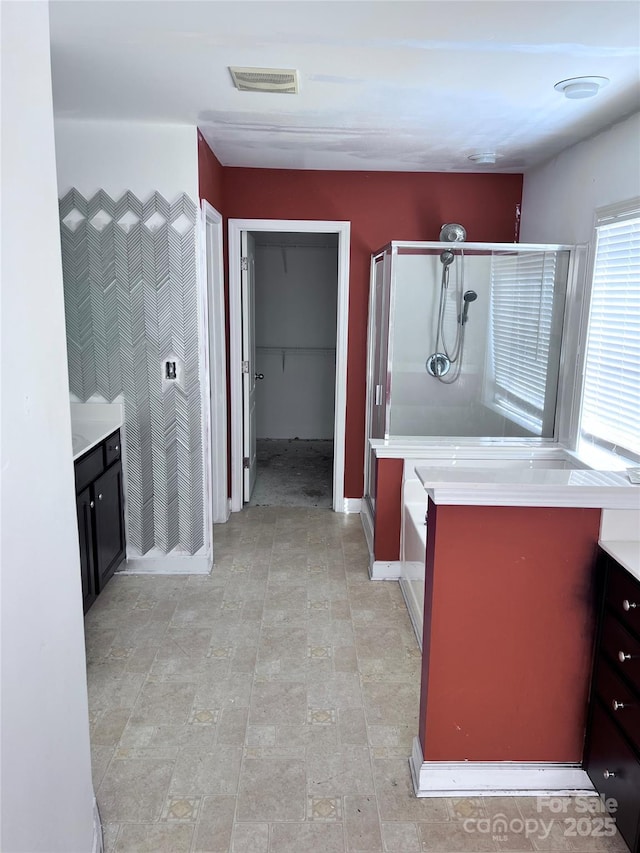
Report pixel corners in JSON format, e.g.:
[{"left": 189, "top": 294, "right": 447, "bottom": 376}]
[
  {"left": 360, "top": 502, "right": 374, "bottom": 557},
  {"left": 92, "top": 798, "right": 103, "bottom": 853},
  {"left": 343, "top": 498, "right": 362, "bottom": 513},
  {"left": 399, "top": 577, "right": 423, "bottom": 649},
  {"left": 120, "top": 554, "right": 212, "bottom": 575},
  {"left": 410, "top": 738, "right": 596, "bottom": 797},
  {"left": 369, "top": 560, "right": 402, "bottom": 580}
]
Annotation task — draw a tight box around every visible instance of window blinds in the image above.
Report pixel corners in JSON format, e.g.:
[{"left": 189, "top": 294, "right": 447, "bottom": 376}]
[
  {"left": 490, "top": 252, "right": 557, "bottom": 434},
  {"left": 580, "top": 214, "right": 640, "bottom": 460}
]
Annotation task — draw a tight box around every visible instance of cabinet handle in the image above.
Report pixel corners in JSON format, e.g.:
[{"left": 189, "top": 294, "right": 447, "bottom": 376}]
[
  {"left": 603, "top": 769, "right": 616, "bottom": 779},
  {"left": 612, "top": 700, "right": 625, "bottom": 711},
  {"left": 618, "top": 651, "right": 631, "bottom": 663},
  {"left": 90, "top": 500, "right": 95, "bottom": 509},
  {"left": 98, "top": 493, "right": 103, "bottom": 501},
  {"left": 115, "top": 444, "right": 119, "bottom": 451},
  {"left": 622, "top": 599, "right": 637, "bottom": 611}
]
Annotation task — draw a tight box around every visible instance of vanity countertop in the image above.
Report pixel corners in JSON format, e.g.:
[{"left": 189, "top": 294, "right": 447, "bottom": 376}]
[
  {"left": 415, "top": 465, "right": 640, "bottom": 511},
  {"left": 71, "top": 402, "right": 123, "bottom": 461},
  {"left": 599, "top": 539, "right": 640, "bottom": 583}
]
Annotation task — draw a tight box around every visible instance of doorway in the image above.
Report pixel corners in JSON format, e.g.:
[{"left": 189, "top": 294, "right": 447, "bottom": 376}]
[{"left": 228, "top": 219, "right": 351, "bottom": 513}]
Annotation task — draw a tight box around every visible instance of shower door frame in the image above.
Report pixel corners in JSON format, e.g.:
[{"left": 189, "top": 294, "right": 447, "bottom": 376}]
[{"left": 364, "top": 239, "right": 581, "bottom": 451}]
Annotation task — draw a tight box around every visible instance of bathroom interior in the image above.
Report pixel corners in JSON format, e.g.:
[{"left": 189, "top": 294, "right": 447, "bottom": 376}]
[{"left": 4, "top": 3, "right": 640, "bottom": 852}]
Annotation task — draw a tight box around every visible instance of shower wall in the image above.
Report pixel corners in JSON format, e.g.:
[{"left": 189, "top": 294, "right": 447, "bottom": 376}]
[{"left": 388, "top": 253, "right": 530, "bottom": 437}]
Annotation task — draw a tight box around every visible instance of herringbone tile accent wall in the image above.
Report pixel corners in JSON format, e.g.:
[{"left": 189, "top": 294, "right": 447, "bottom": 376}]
[{"left": 60, "top": 189, "right": 203, "bottom": 556}]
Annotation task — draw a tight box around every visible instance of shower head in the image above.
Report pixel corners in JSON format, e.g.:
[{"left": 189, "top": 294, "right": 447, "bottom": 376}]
[
  {"left": 439, "top": 223, "right": 467, "bottom": 243},
  {"left": 460, "top": 290, "right": 478, "bottom": 325},
  {"left": 440, "top": 250, "right": 455, "bottom": 266}
]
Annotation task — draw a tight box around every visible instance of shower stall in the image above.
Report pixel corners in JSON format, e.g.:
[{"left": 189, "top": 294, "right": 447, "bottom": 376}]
[{"left": 364, "top": 240, "right": 577, "bottom": 509}]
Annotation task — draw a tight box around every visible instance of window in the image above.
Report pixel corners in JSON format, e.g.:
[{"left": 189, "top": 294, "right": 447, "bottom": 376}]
[
  {"left": 488, "top": 251, "right": 566, "bottom": 435},
  {"left": 579, "top": 204, "right": 640, "bottom": 463}
]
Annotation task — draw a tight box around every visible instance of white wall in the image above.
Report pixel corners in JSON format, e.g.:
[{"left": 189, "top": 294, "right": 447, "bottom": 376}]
[
  {"left": 54, "top": 118, "right": 198, "bottom": 201},
  {"left": 521, "top": 112, "right": 640, "bottom": 539},
  {"left": 520, "top": 112, "right": 640, "bottom": 245},
  {"left": 254, "top": 243, "right": 338, "bottom": 439},
  {"left": 1, "top": 4, "right": 95, "bottom": 851}
]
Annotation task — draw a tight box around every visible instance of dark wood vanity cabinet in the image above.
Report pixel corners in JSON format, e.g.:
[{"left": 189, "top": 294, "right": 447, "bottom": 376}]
[
  {"left": 75, "top": 430, "right": 125, "bottom": 613},
  {"left": 584, "top": 549, "right": 640, "bottom": 853}
]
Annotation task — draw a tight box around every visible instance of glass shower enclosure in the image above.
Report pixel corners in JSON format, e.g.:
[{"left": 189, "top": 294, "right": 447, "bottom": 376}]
[{"left": 364, "top": 241, "right": 577, "bottom": 505}]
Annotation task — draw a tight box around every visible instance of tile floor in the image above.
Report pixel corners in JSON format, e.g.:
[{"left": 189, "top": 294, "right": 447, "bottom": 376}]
[{"left": 86, "top": 508, "right": 628, "bottom": 853}]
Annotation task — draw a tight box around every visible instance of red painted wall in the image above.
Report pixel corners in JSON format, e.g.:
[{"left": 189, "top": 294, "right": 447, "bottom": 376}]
[
  {"left": 222, "top": 168, "right": 523, "bottom": 498},
  {"left": 198, "top": 131, "right": 225, "bottom": 211},
  {"left": 373, "top": 457, "right": 404, "bottom": 560},
  {"left": 419, "top": 502, "right": 601, "bottom": 762}
]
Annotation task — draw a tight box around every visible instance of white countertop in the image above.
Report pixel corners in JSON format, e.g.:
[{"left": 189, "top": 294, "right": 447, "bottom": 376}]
[
  {"left": 415, "top": 465, "right": 640, "bottom": 510},
  {"left": 70, "top": 402, "right": 123, "bottom": 460},
  {"left": 599, "top": 540, "right": 640, "bottom": 584}
]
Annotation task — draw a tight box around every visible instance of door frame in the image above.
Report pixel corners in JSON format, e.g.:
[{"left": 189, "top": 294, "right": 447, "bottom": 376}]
[
  {"left": 228, "top": 218, "right": 351, "bottom": 513},
  {"left": 199, "top": 200, "right": 228, "bottom": 528}
]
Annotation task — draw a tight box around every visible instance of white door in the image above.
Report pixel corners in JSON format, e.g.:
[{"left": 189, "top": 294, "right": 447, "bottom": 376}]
[{"left": 241, "top": 231, "right": 257, "bottom": 501}]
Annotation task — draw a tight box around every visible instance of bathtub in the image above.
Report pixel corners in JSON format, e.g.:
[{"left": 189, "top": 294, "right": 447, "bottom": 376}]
[{"left": 399, "top": 450, "right": 587, "bottom": 648}]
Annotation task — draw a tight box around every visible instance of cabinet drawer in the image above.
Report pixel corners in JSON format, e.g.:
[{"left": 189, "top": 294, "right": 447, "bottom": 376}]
[
  {"left": 104, "top": 430, "right": 121, "bottom": 468},
  {"left": 595, "top": 658, "right": 640, "bottom": 750},
  {"left": 608, "top": 561, "right": 640, "bottom": 639},
  {"left": 602, "top": 613, "right": 640, "bottom": 690},
  {"left": 75, "top": 445, "right": 104, "bottom": 493},
  {"left": 586, "top": 703, "right": 640, "bottom": 853}
]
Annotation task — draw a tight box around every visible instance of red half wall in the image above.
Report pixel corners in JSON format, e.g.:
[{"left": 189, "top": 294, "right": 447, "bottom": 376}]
[{"left": 222, "top": 168, "right": 522, "bottom": 498}]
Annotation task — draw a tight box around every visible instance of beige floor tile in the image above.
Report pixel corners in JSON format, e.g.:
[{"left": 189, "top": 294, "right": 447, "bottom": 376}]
[
  {"left": 373, "top": 760, "right": 449, "bottom": 822},
  {"left": 307, "top": 673, "right": 363, "bottom": 710},
  {"left": 130, "top": 681, "right": 197, "bottom": 726},
  {"left": 381, "top": 821, "right": 422, "bottom": 852},
  {"left": 418, "top": 820, "right": 499, "bottom": 851},
  {"left": 91, "top": 708, "right": 131, "bottom": 746},
  {"left": 169, "top": 747, "right": 242, "bottom": 796},
  {"left": 249, "top": 682, "right": 307, "bottom": 726},
  {"left": 269, "top": 822, "right": 345, "bottom": 853},
  {"left": 236, "top": 758, "right": 306, "bottom": 821},
  {"left": 102, "top": 822, "right": 120, "bottom": 853},
  {"left": 217, "top": 708, "right": 249, "bottom": 746},
  {"left": 362, "top": 682, "right": 420, "bottom": 727},
  {"left": 192, "top": 796, "right": 236, "bottom": 852},
  {"left": 307, "top": 747, "right": 375, "bottom": 797},
  {"left": 231, "top": 822, "right": 269, "bottom": 853},
  {"left": 97, "top": 757, "right": 174, "bottom": 822},
  {"left": 115, "top": 822, "right": 194, "bottom": 852},
  {"left": 338, "top": 708, "right": 368, "bottom": 746},
  {"left": 91, "top": 745, "right": 114, "bottom": 789},
  {"left": 345, "top": 795, "right": 383, "bottom": 851}
]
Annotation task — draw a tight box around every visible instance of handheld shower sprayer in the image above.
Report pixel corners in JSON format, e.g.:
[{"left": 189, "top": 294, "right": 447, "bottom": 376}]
[{"left": 460, "top": 290, "right": 477, "bottom": 325}]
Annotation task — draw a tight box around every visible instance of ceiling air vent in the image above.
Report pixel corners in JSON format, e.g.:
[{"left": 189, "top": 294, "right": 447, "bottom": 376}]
[{"left": 229, "top": 66, "right": 299, "bottom": 94}]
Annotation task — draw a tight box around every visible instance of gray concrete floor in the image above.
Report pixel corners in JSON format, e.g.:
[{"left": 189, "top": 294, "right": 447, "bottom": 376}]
[{"left": 248, "top": 439, "right": 333, "bottom": 508}]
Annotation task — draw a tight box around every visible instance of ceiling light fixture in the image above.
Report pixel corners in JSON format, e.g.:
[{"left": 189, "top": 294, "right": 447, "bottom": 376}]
[
  {"left": 554, "top": 76, "right": 609, "bottom": 99},
  {"left": 468, "top": 152, "right": 497, "bottom": 165}
]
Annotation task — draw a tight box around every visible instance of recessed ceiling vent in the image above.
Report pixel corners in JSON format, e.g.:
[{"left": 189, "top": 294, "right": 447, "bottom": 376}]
[{"left": 229, "top": 66, "right": 299, "bottom": 94}]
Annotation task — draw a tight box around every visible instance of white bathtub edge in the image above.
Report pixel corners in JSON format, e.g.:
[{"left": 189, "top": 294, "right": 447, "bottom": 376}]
[{"left": 409, "top": 738, "right": 596, "bottom": 797}]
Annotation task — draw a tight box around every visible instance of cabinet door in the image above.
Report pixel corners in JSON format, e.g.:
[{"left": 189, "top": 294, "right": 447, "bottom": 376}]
[
  {"left": 94, "top": 461, "right": 125, "bottom": 592},
  {"left": 76, "top": 486, "right": 96, "bottom": 614}
]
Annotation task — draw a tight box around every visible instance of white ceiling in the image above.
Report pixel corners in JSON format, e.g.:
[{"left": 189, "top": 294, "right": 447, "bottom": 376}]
[{"left": 49, "top": 0, "right": 640, "bottom": 173}]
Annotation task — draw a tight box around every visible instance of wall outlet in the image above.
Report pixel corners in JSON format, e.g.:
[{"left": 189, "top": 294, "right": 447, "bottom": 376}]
[{"left": 161, "top": 354, "right": 183, "bottom": 390}]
